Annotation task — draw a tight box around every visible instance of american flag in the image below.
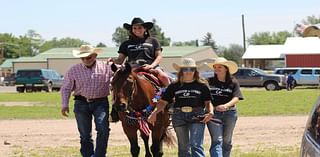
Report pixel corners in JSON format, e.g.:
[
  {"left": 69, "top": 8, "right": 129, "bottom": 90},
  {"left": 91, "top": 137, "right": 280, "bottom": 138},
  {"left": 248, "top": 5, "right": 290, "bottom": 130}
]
[{"left": 138, "top": 119, "right": 151, "bottom": 136}]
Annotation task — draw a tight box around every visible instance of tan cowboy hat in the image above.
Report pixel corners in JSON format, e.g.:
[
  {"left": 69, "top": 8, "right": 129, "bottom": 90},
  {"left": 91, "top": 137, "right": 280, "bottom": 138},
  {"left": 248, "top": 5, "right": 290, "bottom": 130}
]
[
  {"left": 72, "top": 45, "right": 103, "bottom": 58},
  {"left": 206, "top": 57, "right": 238, "bottom": 74},
  {"left": 172, "top": 58, "right": 198, "bottom": 71}
]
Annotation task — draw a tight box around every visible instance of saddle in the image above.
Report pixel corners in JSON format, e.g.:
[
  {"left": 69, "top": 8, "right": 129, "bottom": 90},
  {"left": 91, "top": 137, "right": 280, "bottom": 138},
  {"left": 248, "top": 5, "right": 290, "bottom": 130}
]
[{"left": 134, "top": 67, "right": 162, "bottom": 87}]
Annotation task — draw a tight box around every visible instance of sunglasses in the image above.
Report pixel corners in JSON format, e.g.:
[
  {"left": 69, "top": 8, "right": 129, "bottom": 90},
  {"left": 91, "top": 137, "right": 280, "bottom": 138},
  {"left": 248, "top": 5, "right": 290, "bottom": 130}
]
[
  {"left": 81, "top": 56, "right": 93, "bottom": 61},
  {"left": 181, "top": 67, "right": 196, "bottom": 72}
]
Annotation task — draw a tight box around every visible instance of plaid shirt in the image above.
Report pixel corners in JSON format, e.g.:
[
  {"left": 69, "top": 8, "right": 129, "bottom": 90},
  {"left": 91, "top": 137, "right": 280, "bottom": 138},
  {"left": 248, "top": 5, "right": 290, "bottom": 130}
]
[{"left": 61, "top": 61, "right": 113, "bottom": 108}]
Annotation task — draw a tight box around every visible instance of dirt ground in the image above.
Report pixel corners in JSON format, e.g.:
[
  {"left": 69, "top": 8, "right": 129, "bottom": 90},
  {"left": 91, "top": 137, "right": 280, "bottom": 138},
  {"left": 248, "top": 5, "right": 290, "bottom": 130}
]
[{"left": 0, "top": 116, "right": 307, "bottom": 156}]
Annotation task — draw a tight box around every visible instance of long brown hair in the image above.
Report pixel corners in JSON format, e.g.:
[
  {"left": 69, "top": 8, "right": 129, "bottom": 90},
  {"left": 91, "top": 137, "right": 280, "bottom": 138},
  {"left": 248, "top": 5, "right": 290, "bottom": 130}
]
[{"left": 210, "top": 65, "right": 234, "bottom": 87}]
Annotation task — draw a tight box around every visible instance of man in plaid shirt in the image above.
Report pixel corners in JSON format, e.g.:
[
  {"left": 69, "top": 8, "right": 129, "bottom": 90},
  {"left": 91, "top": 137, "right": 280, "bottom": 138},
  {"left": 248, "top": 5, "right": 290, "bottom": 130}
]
[{"left": 61, "top": 45, "right": 113, "bottom": 157}]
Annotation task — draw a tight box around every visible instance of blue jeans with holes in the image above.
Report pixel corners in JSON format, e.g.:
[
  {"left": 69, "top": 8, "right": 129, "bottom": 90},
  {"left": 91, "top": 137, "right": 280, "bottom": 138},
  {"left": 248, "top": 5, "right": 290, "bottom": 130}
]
[
  {"left": 172, "top": 109, "right": 206, "bottom": 157},
  {"left": 74, "top": 99, "right": 110, "bottom": 157},
  {"left": 207, "top": 108, "right": 237, "bottom": 157}
]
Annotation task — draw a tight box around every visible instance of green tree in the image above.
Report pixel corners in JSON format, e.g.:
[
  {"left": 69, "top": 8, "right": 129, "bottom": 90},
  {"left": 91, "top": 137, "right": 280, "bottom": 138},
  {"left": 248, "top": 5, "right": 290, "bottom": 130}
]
[
  {"left": 17, "top": 35, "right": 33, "bottom": 57},
  {"left": 219, "top": 44, "right": 244, "bottom": 64},
  {"left": 201, "top": 32, "right": 218, "bottom": 50},
  {"left": 302, "top": 15, "right": 320, "bottom": 25},
  {"left": 26, "top": 29, "right": 43, "bottom": 56},
  {"left": 172, "top": 40, "right": 198, "bottom": 46},
  {"left": 150, "top": 19, "right": 171, "bottom": 46},
  {"left": 272, "top": 31, "right": 293, "bottom": 44},
  {"left": 0, "top": 33, "right": 31, "bottom": 58},
  {"left": 112, "top": 27, "right": 128, "bottom": 47},
  {"left": 248, "top": 31, "right": 292, "bottom": 45},
  {"left": 96, "top": 42, "right": 107, "bottom": 47},
  {"left": 39, "top": 37, "right": 88, "bottom": 52}
]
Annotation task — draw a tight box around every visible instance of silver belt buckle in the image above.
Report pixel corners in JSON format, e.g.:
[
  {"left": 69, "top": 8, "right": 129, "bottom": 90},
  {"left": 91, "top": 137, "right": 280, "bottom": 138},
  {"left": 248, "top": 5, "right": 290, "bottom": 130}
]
[
  {"left": 181, "top": 106, "right": 193, "bottom": 113},
  {"left": 86, "top": 98, "right": 93, "bottom": 103}
]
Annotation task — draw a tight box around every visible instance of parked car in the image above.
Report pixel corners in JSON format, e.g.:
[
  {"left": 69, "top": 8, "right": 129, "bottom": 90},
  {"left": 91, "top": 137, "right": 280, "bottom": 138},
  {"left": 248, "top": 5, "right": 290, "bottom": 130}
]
[
  {"left": 203, "top": 68, "right": 285, "bottom": 91},
  {"left": 274, "top": 67, "right": 320, "bottom": 86},
  {"left": 300, "top": 96, "right": 320, "bottom": 157},
  {"left": 234, "top": 68, "right": 285, "bottom": 91},
  {"left": 3, "top": 73, "right": 16, "bottom": 86},
  {"left": 15, "top": 69, "right": 63, "bottom": 93}
]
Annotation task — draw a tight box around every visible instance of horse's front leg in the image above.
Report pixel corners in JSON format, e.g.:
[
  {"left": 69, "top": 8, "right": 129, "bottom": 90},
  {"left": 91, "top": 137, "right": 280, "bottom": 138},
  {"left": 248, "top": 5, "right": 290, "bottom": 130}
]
[
  {"left": 120, "top": 114, "right": 140, "bottom": 157},
  {"left": 123, "top": 124, "right": 140, "bottom": 157},
  {"left": 151, "top": 139, "right": 163, "bottom": 157},
  {"left": 150, "top": 114, "right": 165, "bottom": 157},
  {"left": 141, "top": 132, "right": 152, "bottom": 157}
]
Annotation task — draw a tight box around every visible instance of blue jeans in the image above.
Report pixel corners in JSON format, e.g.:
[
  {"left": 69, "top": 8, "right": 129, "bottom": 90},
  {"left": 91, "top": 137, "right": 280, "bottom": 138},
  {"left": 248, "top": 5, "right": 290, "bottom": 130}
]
[
  {"left": 74, "top": 99, "right": 110, "bottom": 157},
  {"left": 207, "top": 109, "right": 237, "bottom": 157},
  {"left": 172, "top": 109, "right": 206, "bottom": 157}
]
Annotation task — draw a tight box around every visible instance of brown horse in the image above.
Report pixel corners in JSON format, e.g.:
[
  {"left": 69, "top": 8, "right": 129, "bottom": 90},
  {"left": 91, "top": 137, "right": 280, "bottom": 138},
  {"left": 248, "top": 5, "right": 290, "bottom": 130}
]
[{"left": 111, "top": 63, "right": 174, "bottom": 157}]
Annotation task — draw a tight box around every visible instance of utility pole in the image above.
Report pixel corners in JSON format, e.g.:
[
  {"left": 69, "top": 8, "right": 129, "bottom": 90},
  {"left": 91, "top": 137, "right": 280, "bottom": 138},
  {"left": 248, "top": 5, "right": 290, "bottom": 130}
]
[
  {"left": 242, "top": 14, "right": 246, "bottom": 52},
  {"left": 0, "top": 42, "right": 4, "bottom": 64}
]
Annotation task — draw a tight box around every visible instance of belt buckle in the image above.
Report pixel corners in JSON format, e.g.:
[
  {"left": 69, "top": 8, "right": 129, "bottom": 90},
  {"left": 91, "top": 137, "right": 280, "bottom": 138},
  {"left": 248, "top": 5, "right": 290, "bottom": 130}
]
[
  {"left": 86, "top": 98, "right": 93, "bottom": 103},
  {"left": 181, "top": 106, "right": 192, "bottom": 113}
]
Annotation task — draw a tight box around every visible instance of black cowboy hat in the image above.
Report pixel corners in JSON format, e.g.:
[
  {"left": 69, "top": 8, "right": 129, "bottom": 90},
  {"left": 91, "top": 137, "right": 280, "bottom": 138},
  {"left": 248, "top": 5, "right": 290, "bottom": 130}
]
[{"left": 123, "top": 17, "right": 154, "bottom": 30}]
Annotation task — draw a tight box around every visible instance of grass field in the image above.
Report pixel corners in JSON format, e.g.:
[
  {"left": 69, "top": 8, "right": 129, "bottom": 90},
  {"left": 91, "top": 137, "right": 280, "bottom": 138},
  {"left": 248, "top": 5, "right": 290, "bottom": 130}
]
[
  {"left": 11, "top": 144, "right": 300, "bottom": 157},
  {"left": 0, "top": 87, "right": 319, "bottom": 119}
]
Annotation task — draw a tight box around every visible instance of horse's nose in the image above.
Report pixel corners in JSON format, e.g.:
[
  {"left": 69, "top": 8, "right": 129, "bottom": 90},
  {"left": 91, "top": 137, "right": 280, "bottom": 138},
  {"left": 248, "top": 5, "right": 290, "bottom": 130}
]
[
  {"left": 119, "top": 103, "right": 127, "bottom": 111},
  {"left": 112, "top": 102, "right": 127, "bottom": 112}
]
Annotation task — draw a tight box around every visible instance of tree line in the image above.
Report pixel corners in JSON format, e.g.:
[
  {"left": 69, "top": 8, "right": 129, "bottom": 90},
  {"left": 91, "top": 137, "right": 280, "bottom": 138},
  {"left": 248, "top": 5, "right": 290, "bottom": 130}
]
[{"left": 0, "top": 15, "right": 319, "bottom": 64}]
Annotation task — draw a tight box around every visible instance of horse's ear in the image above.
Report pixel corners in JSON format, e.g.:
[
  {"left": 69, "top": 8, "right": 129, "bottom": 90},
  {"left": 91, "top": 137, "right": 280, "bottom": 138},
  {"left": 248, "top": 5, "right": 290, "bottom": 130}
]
[
  {"left": 124, "top": 62, "right": 132, "bottom": 73},
  {"left": 111, "top": 63, "right": 118, "bottom": 72}
]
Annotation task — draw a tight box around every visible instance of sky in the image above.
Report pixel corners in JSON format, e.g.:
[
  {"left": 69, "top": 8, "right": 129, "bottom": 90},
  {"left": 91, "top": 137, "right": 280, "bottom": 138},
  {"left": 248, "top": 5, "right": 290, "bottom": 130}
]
[{"left": 1, "top": 0, "right": 319, "bottom": 48}]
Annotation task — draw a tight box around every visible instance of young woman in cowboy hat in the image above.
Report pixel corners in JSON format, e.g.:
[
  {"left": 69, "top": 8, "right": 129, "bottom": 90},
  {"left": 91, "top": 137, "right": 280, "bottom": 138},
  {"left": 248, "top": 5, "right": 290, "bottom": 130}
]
[
  {"left": 206, "top": 57, "right": 244, "bottom": 157},
  {"left": 109, "top": 17, "right": 170, "bottom": 122},
  {"left": 110, "top": 17, "right": 170, "bottom": 86},
  {"left": 148, "top": 58, "right": 214, "bottom": 157}
]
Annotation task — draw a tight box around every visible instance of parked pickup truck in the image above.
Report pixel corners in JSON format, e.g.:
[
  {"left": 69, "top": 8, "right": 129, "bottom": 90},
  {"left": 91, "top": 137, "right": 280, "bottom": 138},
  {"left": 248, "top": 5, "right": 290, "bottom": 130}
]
[
  {"left": 234, "top": 68, "right": 285, "bottom": 91},
  {"left": 15, "top": 69, "right": 63, "bottom": 93}
]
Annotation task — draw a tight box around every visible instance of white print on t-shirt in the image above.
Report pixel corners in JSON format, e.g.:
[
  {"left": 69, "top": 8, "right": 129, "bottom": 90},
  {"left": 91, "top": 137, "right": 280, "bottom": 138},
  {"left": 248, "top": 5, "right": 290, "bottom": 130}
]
[
  {"left": 175, "top": 90, "right": 201, "bottom": 95},
  {"left": 210, "top": 87, "right": 232, "bottom": 97},
  {"left": 175, "top": 89, "right": 201, "bottom": 99}
]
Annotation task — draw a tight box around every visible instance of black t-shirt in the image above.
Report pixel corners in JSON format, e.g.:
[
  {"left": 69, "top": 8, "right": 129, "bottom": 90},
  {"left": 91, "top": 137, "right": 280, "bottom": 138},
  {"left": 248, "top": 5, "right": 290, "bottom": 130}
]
[
  {"left": 162, "top": 81, "right": 212, "bottom": 108},
  {"left": 118, "top": 37, "right": 161, "bottom": 65},
  {"left": 209, "top": 78, "right": 243, "bottom": 107}
]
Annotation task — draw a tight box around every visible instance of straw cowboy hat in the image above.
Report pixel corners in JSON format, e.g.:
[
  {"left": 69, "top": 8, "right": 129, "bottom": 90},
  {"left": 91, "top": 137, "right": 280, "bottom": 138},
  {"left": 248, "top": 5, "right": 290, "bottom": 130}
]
[
  {"left": 206, "top": 57, "right": 238, "bottom": 74},
  {"left": 172, "top": 58, "right": 198, "bottom": 71},
  {"left": 123, "top": 17, "right": 154, "bottom": 30},
  {"left": 72, "top": 45, "right": 103, "bottom": 58}
]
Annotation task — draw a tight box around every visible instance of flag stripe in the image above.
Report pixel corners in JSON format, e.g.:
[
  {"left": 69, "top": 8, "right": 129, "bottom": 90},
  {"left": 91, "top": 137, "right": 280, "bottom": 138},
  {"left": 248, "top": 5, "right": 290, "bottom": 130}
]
[{"left": 139, "top": 119, "right": 151, "bottom": 136}]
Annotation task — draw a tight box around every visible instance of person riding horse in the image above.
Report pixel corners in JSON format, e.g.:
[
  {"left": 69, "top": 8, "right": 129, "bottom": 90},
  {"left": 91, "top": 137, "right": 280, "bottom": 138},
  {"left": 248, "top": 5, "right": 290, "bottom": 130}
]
[{"left": 109, "top": 17, "right": 170, "bottom": 122}]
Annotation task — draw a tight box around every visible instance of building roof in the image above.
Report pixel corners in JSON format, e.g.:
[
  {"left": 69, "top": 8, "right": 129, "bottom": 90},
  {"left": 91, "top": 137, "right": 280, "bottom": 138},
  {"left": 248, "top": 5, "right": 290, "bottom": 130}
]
[
  {"left": 242, "top": 45, "right": 283, "bottom": 59},
  {"left": 13, "top": 46, "right": 212, "bottom": 62},
  {"left": 0, "top": 59, "right": 15, "bottom": 68},
  {"left": 283, "top": 37, "right": 320, "bottom": 56},
  {"left": 242, "top": 37, "right": 320, "bottom": 59}
]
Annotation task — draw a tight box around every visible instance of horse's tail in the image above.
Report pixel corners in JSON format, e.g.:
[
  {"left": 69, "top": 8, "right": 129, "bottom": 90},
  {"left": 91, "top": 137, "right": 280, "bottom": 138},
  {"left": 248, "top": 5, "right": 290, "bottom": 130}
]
[{"left": 162, "top": 127, "right": 176, "bottom": 147}]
